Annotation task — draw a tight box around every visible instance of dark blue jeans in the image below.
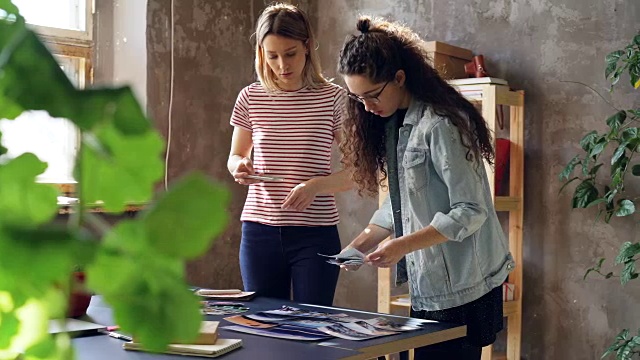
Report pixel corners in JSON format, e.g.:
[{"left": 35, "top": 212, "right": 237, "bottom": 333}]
[{"left": 239, "top": 221, "right": 341, "bottom": 306}]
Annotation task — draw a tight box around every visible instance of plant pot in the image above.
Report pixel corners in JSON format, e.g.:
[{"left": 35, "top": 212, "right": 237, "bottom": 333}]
[{"left": 67, "top": 271, "right": 92, "bottom": 318}]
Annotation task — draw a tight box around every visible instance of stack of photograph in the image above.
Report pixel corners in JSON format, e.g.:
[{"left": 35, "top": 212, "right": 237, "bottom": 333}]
[{"left": 221, "top": 306, "right": 425, "bottom": 341}]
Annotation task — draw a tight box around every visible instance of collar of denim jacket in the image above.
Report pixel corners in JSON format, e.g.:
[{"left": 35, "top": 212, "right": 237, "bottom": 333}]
[{"left": 402, "top": 98, "right": 424, "bottom": 127}]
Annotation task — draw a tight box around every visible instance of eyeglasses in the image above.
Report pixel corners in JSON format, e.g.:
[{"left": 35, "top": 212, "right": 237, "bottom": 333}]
[{"left": 346, "top": 81, "right": 390, "bottom": 104}]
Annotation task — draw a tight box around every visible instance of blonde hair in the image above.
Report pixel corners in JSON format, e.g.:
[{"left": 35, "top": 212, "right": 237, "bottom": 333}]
[{"left": 254, "top": 3, "right": 326, "bottom": 91}]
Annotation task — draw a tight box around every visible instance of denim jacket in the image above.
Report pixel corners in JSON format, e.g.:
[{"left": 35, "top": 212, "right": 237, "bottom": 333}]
[{"left": 370, "top": 99, "right": 515, "bottom": 311}]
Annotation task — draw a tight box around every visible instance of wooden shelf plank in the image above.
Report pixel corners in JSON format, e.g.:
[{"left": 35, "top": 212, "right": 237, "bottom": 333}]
[
  {"left": 503, "top": 300, "right": 518, "bottom": 316},
  {"left": 390, "top": 294, "right": 410, "bottom": 308},
  {"left": 492, "top": 353, "right": 508, "bottom": 360},
  {"left": 391, "top": 294, "right": 519, "bottom": 319},
  {"left": 494, "top": 196, "right": 521, "bottom": 211},
  {"left": 496, "top": 86, "right": 524, "bottom": 107}
]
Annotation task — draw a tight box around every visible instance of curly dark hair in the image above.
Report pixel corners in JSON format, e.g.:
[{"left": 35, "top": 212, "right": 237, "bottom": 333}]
[{"left": 337, "top": 16, "right": 495, "bottom": 196}]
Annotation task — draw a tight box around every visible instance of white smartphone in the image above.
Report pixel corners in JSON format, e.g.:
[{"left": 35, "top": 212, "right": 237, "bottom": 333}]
[{"left": 245, "top": 174, "right": 286, "bottom": 182}]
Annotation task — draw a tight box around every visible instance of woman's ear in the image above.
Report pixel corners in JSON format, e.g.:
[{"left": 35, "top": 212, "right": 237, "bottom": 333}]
[{"left": 395, "top": 70, "right": 406, "bottom": 87}]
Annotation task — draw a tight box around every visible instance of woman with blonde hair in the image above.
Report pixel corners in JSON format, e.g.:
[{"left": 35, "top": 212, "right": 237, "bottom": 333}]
[{"left": 227, "top": 3, "right": 351, "bottom": 306}]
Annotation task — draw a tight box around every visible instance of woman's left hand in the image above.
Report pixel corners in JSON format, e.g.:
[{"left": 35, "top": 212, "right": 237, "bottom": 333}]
[
  {"left": 366, "top": 238, "right": 410, "bottom": 268},
  {"left": 282, "top": 180, "right": 318, "bottom": 211}
]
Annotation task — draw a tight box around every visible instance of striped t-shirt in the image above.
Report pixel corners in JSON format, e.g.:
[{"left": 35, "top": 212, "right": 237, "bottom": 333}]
[{"left": 230, "top": 82, "right": 346, "bottom": 226}]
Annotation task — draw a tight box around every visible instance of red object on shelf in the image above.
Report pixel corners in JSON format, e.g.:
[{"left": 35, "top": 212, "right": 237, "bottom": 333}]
[
  {"left": 495, "top": 138, "right": 510, "bottom": 195},
  {"left": 67, "top": 271, "right": 92, "bottom": 318},
  {"left": 464, "top": 55, "right": 489, "bottom": 78}
]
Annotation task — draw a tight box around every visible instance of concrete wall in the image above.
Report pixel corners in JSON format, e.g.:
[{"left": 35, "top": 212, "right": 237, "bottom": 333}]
[
  {"left": 313, "top": 0, "right": 640, "bottom": 359},
  {"left": 147, "top": 0, "right": 263, "bottom": 290},
  {"left": 145, "top": 0, "right": 640, "bottom": 358}
]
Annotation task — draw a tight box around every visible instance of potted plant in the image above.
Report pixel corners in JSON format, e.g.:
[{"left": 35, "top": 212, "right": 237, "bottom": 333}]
[
  {"left": 0, "top": 1, "right": 230, "bottom": 358},
  {"left": 67, "top": 268, "right": 91, "bottom": 318},
  {"left": 559, "top": 32, "right": 640, "bottom": 359}
]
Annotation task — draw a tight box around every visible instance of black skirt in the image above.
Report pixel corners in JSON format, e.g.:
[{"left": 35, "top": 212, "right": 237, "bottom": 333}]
[{"left": 410, "top": 283, "right": 504, "bottom": 347}]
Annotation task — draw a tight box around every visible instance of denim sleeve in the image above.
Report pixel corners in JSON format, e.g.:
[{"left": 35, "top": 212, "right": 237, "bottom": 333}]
[
  {"left": 370, "top": 193, "right": 393, "bottom": 231},
  {"left": 428, "top": 120, "right": 488, "bottom": 241}
]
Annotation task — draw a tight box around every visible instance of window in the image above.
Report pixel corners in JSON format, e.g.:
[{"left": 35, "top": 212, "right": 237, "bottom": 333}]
[
  {"left": 0, "top": 0, "right": 93, "bottom": 184},
  {"left": 0, "top": 55, "right": 84, "bottom": 183},
  {"left": 12, "top": 0, "right": 93, "bottom": 42}
]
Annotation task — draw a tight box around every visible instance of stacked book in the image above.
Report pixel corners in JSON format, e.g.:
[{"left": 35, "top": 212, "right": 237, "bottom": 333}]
[{"left": 123, "top": 321, "right": 242, "bottom": 358}]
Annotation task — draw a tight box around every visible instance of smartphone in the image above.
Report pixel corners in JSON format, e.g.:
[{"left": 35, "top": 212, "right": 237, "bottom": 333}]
[{"left": 245, "top": 174, "right": 286, "bottom": 182}]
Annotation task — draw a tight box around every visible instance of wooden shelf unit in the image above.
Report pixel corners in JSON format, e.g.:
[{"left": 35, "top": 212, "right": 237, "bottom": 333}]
[{"left": 377, "top": 82, "right": 524, "bottom": 360}]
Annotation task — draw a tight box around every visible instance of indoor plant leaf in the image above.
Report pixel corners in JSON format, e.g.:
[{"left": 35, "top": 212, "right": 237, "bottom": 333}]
[
  {"left": 0, "top": 94, "right": 23, "bottom": 120},
  {"left": 605, "top": 50, "right": 625, "bottom": 65},
  {"left": 87, "top": 221, "right": 201, "bottom": 351},
  {"left": 580, "top": 131, "right": 598, "bottom": 151},
  {"left": 0, "top": 225, "right": 88, "bottom": 290},
  {"left": 78, "top": 122, "right": 164, "bottom": 212},
  {"left": 141, "top": 173, "right": 230, "bottom": 259},
  {"left": 572, "top": 180, "right": 599, "bottom": 208},
  {"left": 0, "top": 2, "right": 230, "bottom": 356},
  {"left": 607, "top": 111, "right": 627, "bottom": 132},
  {"left": 23, "top": 335, "right": 73, "bottom": 360},
  {"left": 589, "top": 142, "right": 607, "bottom": 158},
  {"left": 559, "top": 155, "right": 581, "bottom": 181},
  {"left": 611, "top": 143, "right": 628, "bottom": 165},
  {"left": 73, "top": 88, "right": 151, "bottom": 135},
  {"left": 631, "top": 72, "right": 639, "bottom": 89},
  {"left": 0, "top": 23, "right": 77, "bottom": 122},
  {"left": 615, "top": 242, "right": 640, "bottom": 265},
  {"left": 109, "top": 285, "right": 201, "bottom": 352},
  {"left": 621, "top": 127, "right": 638, "bottom": 142},
  {"left": 614, "top": 199, "right": 635, "bottom": 217},
  {"left": 0, "top": 132, "right": 7, "bottom": 157},
  {"left": 0, "top": 0, "right": 21, "bottom": 15},
  {"left": 86, "top": 221, "right": 175, "bottom": 295},
  {"left": 605, "top": 62, "right": 617, "bottom": 80},
  {"left": 0, "top": 21, "right": 150, "bottom": 136},
  {"left": 620, "top": 261, "right": 638, "bottom": 285},
  {"left": 0, "top": 153, "right": 58, "bottom": 227},
  {"left": 0, "top": 311, "right": 19, "bottom": 348}
]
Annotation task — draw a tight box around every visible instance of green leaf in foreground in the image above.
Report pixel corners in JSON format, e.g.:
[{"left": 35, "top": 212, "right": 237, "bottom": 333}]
[
  {"left": 0, "top": 226, "right": 91, "bottom": 290},
  {"left": 79, "top": 122, "right": 165, "bottom": 212},
  {"left": 142, "top": 173, "right": 230, "bottom": 259},
  {"left": 0, "top": 153, "right": 58, "bottom": 227},
  {"left": 87, "top": 221, "right": 202, "bottom": 351}
]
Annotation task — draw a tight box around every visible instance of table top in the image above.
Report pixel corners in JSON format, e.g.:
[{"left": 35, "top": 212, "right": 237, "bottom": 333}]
[{"left": 75, "top": 296, "right": 465, "bottom": 360}]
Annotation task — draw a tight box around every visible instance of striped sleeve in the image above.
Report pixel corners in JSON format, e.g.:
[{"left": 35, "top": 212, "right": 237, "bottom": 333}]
[
  {"left": 230, "top": 86, "right": 252, "bottom": 131},
  {"left": 332, "top": 87, "right": 346, "bottom": 132}
]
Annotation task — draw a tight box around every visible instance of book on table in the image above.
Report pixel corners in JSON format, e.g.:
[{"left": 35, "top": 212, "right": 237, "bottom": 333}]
[{"left": 123, "top": 338, "right": 242, "bottom": 358}]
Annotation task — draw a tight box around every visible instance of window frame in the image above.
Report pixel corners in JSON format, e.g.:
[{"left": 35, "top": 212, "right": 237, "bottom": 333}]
[
  {"left": 36, "top": 0, "right": 94, "bottom": 193},
  {"left": 17, "top": 0, "right": 94, "bottom": 44}
]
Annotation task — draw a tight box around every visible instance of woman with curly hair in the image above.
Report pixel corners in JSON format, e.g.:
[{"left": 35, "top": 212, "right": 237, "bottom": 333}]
[{"left": 336, "top": 16, "right": 514, "bottom": 359}]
